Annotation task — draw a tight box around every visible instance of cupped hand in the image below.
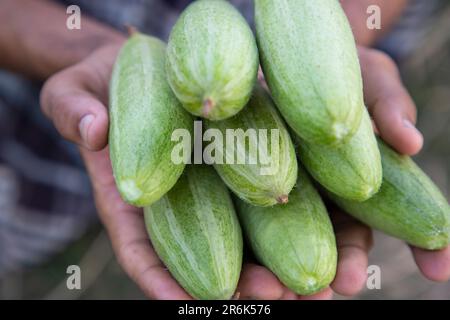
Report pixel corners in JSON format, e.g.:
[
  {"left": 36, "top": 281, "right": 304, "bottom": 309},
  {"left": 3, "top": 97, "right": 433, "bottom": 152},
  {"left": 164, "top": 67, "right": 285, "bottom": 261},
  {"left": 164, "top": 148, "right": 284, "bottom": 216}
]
[
  {"left": 37, "top": 41, "right": 292, "bottom": 300},
  {"left": 39, "top": 40, "right": 449, "bottom": 300},
  {"left": 261, "top": 46, "right": 450, "bottom": 296},
  {"left": 329, "top": 47, "right": 450, "bottom": 298},
  {"left": 41, "top": 42, "right": 189, "bottom": 299}
]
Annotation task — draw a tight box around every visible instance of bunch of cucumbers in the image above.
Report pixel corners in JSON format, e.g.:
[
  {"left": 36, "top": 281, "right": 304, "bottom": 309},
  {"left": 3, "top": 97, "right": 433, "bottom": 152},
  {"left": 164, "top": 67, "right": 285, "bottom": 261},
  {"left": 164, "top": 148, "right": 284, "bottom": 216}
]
[{"left": 108, "top": 0, "right": 450, "bottom": 299}]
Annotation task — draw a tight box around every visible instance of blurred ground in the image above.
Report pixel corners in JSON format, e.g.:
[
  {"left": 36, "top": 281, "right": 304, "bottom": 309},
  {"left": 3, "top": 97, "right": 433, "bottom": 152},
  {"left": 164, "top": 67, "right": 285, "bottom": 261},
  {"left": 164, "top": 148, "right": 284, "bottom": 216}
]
[{"left": 1, "top": 3, "right": 450, "bottom": 301}]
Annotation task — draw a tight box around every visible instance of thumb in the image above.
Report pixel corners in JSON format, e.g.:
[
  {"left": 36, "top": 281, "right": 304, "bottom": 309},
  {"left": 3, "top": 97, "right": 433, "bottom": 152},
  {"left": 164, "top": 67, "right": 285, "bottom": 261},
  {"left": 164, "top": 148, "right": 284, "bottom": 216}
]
[{"left": 40, "top": 66, "right": 109, "bottom": 151}]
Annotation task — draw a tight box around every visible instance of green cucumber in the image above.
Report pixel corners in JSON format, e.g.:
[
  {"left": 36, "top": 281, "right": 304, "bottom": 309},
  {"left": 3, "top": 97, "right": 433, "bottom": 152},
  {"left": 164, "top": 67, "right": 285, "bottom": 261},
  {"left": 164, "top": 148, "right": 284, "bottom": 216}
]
[
  {"left": 296, "top": 108, "right": 382, "bottom": 201},
  {"left": 235, "top": 167, "right": 337, "bottom": 295},
  {"left": 166, "top": 0, "right": 259, "bottom": 120},
  {"left": 205, "top": 85, "right": 298, "bottom": 207},
  {"left": 327, "top": 140, "right": 450, "bottom": 250},
  {"left": 255, "top": 0, "right": 364, "bottom": 145},
  {"left": 144, "top": 165, "right": 243, "bottom": 300},
  {"left": 109, "top": 34, "right": 193, "bottom": 207}
]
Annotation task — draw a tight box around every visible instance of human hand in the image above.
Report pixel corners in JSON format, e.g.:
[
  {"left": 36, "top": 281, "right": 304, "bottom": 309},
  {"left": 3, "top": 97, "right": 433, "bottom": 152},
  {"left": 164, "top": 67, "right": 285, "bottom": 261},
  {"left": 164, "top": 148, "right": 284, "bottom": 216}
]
[
  {"left": 37, "top": 38, "right": 363, "bottom": 300},
  {"left": 260, "top": 46, "right": 450, "bottom": 297},
  {"left": 39, "top": 40, "right": 449, "bottom": 300},
  {"left": 40, "top": 42, "right": 190, "bottom": 299},
  {"left": 330, "top": 47, "right": 450, "bottom": 297},
  {"left": 37, "top": 41, "right": 324, "bottom": 300}
]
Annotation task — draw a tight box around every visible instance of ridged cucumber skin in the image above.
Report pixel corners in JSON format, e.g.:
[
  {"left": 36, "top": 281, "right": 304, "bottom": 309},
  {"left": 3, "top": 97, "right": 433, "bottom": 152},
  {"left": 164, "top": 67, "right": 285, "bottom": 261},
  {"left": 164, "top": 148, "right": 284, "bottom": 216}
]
[
  {"left": 296, "top": 108, "right": 382, "bottom": 202},
  {"left": 205, "top": 86, "right": 298, "bottom": 207},
  {"left": 255, "top": 0, "right": 364, "bottom": 145},
  {"left": 166, "top": 0, "right": 259, "bottom": 121},
  {"left": 109, "top": 34, "right": 194, "bottom": 207},
  {"left": 235, "top": 167, "right": 337, "bottom": 295},
  {"left": 328, "top": 140, "right": 450, "bottom": 250},
  {"left": 144, "top": 165, "right": 243, "bottom": 300}
]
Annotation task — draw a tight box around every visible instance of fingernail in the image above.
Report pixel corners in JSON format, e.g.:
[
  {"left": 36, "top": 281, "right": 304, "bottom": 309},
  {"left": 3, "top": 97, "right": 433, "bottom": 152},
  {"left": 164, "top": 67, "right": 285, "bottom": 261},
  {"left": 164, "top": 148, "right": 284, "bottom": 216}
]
[
  {"left": 79, "top": 114, "right": 94, "bottom": 146},
  {"left": 403, "top": 119, "right": 423, "bottom": 136},
  {"left": 402, "top": 119, "right": 415, "bottom": 129}
]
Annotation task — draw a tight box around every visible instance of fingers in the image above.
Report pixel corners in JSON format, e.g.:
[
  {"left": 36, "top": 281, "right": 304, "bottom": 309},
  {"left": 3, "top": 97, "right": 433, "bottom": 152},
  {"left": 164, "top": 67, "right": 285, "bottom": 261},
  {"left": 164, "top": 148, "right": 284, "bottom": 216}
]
[
  {"left": 411, "top": 246, "right": 450, "bottom": 282},
  {"left": 258, "top": 66, "right": 269, "bottom": 90},
  {"left": 40, "top": 67, "right": 109, "bottom": 151},
  {"left": 359, "top": 47, "right": 423, "bottom": 155},
  {"left": 40, "top": 42, "right": 123, "bottom": 151},
  {"left": 331, "top": 211, "right": 373, "bottom": 296},
  {"left": 102, "top": 191, "right": 191, "bottom": 300},
  {"left": 79, "top": 148, "right": 191, "bottom": 299},
  {"left": 279, "top": 290, "right": 298, "bottom": 300},
  {"left": 298, "top": 287, "right": 334, "bottom": 300},
  {"left": 238, "top": 263, "right": 333, "bottom": 300},
  {"left": 237, "top": 263, "right": 285, "bottom": 300},
  {"left": 117, "top": 238, "right": 192, "bottom": 300}
]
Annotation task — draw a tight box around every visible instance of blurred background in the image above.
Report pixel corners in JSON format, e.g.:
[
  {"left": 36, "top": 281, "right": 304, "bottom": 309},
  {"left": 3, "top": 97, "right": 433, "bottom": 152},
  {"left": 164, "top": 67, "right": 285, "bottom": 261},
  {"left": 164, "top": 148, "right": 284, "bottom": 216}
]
[{"left": 0, "top": 0, "right": 449, "bottom": 299}]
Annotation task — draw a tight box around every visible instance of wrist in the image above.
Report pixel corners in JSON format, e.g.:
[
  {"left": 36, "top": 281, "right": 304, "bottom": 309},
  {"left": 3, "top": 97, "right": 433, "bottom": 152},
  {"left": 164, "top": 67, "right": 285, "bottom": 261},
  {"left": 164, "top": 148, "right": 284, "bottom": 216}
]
[{"left": 0, "top": 0, "right": 128, "bottom": 80}]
